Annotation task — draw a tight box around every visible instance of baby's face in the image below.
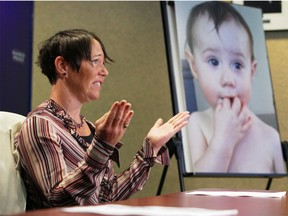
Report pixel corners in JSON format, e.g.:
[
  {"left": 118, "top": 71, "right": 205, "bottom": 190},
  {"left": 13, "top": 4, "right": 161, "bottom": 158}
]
[{"left": 187, "top": 14, "right": 257, "bottom": 109}]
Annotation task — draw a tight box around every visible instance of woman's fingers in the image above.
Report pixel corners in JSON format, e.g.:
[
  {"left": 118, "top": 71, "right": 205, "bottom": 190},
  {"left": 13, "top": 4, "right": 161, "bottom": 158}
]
[
  {"left": 104, "top": 100, "right": 133, "bottom": 127},
  {"left": 123, "top": 110, "right": 134, "bottom": 129},
  {"left": 167, "top": 111, "right": 190, "bottom": 129},
  {"left": 112, "top": 100, "right": 132, "bottom": 127},
  {"left": 95, "top": 100, "right": 134, "bottom": 145}
]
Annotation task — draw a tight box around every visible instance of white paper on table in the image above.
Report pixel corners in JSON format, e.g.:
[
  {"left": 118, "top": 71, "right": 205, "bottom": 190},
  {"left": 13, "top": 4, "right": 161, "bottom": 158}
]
[
  {"left": 187, "top": 190, "right": 286, "bottom": 198},
  {"left": 62, "top": 204, "right": 238, "bottom": 216}
]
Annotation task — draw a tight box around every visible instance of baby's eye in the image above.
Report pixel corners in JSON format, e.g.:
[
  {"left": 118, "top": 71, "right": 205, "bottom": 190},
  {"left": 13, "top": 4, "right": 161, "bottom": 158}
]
[
  {"left": 208, "top": 58, "right": 219, "bottom": 66},
  {"left": 232, "top": 62, "right": 243, "bottom": 70}
]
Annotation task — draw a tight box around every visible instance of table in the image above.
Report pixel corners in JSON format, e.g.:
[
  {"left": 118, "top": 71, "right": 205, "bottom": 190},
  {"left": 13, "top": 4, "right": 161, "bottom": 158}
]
[{"left": 12, "top": 189, "right": 288, "bottom": 216}]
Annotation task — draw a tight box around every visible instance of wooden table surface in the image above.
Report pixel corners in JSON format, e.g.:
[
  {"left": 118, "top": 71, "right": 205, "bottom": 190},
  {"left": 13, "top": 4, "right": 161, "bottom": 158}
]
[{"left": 11, "top": 189, "right": 288, "bottom": 216}]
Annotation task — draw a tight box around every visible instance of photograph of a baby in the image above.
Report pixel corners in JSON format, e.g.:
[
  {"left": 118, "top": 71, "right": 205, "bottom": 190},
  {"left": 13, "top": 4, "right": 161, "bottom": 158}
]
[{"left": 174, "top": 1, "right": 286, "bottom": 174}]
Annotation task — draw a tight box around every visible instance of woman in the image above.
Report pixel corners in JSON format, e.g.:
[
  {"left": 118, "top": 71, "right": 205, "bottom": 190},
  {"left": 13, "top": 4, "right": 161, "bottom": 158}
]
[{"left": 15, "top": 29, "right": 190, "bottom": 209}]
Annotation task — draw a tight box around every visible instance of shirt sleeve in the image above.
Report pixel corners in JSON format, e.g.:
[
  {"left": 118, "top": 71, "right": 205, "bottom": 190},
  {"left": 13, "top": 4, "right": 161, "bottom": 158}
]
[{"left": 106, "top": 137, "right": 170, "bottom": 202}]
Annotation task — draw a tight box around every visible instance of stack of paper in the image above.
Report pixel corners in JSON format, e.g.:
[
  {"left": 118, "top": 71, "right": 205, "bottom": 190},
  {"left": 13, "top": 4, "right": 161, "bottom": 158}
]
[
  {"left": 62, "top": 204, "right": 238, "bottom": 216},
  {"left": 187, "top": 190, "right": 286, "bottom": 198}
]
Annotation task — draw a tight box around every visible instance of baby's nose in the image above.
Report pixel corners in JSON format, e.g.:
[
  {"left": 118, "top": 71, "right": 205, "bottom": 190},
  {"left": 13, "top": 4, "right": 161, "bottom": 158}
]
[{"left": 221, "top": 69, "right": 236, "bottom": 87}]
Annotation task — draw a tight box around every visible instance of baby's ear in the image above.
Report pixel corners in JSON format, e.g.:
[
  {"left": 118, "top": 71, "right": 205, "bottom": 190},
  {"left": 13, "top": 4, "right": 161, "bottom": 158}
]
[
  {"left": 251, "top": 59, "right": 257, "bottom": 80},
  {"left": 185, "top": 48, "right": 198, "bottom": 79}
]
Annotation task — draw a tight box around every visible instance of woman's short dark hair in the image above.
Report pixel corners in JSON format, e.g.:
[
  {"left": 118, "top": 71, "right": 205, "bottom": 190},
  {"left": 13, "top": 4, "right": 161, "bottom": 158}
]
[{"left": 36, "top": 29, "right": 113, "bottom": 84}]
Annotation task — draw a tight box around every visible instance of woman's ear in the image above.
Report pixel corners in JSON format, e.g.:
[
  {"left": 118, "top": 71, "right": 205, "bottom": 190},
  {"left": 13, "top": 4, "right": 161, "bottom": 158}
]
[
  {"left": 54, "top": 56, "right": 68, "bottom": 78},
  {"left": 185, "top": 48, "right": 198, "bottom": 80}
]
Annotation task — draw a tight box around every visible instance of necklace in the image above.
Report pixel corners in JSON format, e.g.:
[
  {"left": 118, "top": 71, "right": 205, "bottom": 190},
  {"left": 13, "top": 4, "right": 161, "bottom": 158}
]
[{"left": 72, "top": 115, "right": 85, "bottom": 128}]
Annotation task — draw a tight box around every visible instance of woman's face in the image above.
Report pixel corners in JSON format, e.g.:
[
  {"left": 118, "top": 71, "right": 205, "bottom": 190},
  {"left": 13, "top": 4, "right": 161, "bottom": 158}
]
[{"left": 67, "top": 39, "right": 109, "bottom": 103}]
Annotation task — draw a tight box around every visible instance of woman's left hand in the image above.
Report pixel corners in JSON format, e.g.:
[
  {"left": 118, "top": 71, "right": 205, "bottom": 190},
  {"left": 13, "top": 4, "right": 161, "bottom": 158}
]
[{"left": 95, "top": 100, "right": 134, "bottom": 146}]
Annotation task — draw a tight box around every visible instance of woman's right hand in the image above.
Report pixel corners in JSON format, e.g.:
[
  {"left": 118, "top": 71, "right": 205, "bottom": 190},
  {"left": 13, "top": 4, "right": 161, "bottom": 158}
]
[{"left": 146, "top": 111, "right": 190, "bottom": 154}]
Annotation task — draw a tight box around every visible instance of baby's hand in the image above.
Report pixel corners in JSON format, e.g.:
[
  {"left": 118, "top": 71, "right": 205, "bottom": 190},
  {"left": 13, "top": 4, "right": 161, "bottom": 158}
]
[{"left": 213, "top": 97, "right": 252, "bottom": 150}]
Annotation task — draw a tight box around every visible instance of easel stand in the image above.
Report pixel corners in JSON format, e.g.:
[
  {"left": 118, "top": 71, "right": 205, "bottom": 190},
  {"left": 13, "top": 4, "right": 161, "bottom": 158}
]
[
  {"left": 157, "top": 138, "right": 186, "bottom": 195},
  {"left": 156, "top": 138, "right": 184, "bottom": 195},
  {"left": 156, "top": 139, "right": 288, "bottom": 195}
]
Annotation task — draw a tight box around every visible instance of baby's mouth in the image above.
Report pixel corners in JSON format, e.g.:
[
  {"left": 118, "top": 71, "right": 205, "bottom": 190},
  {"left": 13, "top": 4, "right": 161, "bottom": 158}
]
[{"left": 221, "top": 97, "right": 235, "bottom": 104}]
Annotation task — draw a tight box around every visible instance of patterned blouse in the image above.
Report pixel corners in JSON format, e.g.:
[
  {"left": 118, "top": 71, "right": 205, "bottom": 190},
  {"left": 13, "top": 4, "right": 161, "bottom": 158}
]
[{"left": 15, "top": 99, "right": 170, "bottom": 209}]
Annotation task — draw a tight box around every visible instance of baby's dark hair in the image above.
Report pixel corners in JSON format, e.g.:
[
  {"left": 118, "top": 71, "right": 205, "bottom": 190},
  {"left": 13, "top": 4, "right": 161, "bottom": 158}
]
[
  {"left": 186, "top": 1, "right": 254, "bottom": 60},
  {"left": 36, "top": 29, "right": 113, "bottom": 85}
]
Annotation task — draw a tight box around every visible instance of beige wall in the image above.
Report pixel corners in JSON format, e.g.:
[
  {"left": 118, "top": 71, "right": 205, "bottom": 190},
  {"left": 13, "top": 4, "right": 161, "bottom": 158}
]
[{"left": 32, "top": 1, "right": 288, "bottom": 198}]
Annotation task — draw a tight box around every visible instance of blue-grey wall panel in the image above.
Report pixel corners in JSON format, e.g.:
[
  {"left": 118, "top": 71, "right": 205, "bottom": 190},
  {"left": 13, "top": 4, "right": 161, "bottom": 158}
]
[{"left": 0, "top": 1, "right": 33, "bottom": 116}]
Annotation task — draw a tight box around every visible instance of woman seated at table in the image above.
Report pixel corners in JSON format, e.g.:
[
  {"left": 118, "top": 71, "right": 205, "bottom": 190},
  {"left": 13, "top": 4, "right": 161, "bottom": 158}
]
[{"left": 14, "top": 29, "right": 190, "bottom": 209}]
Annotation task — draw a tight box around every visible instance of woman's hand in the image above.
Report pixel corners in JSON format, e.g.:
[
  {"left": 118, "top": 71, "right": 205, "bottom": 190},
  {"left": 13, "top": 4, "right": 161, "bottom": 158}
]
[
  {"left": 146, "top": 111, "right": 190, "bottom": 154},
  {"left": 95, "top": 100, "right": 134, "bottom": 146}
]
